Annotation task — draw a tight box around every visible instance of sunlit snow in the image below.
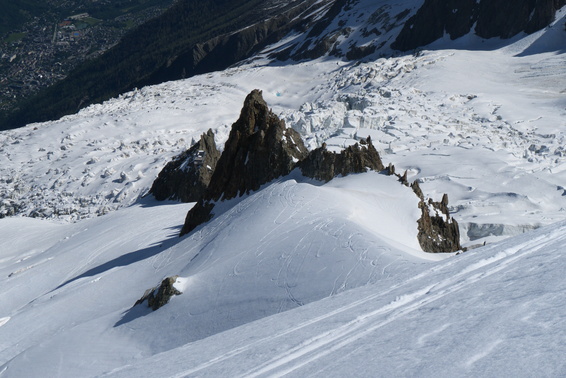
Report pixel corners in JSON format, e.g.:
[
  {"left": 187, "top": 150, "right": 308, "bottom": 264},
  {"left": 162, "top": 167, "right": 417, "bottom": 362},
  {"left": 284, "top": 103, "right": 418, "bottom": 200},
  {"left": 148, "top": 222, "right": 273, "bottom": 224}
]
[{"left": 1, "top": 3, "right": 565, "bottom": 377}]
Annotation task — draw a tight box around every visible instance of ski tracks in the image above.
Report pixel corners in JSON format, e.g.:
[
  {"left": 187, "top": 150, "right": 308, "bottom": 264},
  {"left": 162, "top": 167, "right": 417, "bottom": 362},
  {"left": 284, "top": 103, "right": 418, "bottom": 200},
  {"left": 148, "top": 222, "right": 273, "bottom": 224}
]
[{"left": 172, "top": 231, "right": 558, "bottom": 377}]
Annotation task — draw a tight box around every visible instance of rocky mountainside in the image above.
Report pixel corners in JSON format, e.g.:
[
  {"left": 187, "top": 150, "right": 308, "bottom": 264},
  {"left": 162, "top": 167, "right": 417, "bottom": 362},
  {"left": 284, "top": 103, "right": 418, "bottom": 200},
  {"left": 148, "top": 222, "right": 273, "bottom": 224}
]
[
  {"left": 1, "top": 0, "right": 332, "bottom": 130},
  {"left": 392, "top": 0, "right": 566, "bottom": 51},
  {"left": 3, "top": 0, "right": 564, "bottom": 130},
  {"left": 156, "top": 90, "right": 460, "bottom": 252}
]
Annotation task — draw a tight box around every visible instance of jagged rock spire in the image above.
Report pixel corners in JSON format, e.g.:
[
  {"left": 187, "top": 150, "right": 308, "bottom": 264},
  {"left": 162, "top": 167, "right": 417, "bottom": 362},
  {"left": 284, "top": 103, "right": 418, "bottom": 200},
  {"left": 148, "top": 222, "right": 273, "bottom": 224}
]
[
  {"left": 180, "top": 89, "right": 308, "bottom": 235},
  {"left": 204, "top": 89, "right": 308, "bottom": 202}
]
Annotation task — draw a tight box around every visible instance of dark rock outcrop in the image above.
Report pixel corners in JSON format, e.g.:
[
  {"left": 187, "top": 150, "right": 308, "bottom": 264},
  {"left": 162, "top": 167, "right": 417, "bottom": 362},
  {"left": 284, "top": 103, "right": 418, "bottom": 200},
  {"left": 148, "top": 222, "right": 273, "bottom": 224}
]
[
  {"left": 475, "top": 0, "right": 566, "bottom": 38},
  {"left": 146, "top": 0, "right": 331, "bottom": 88},
  {"left": 178, "top": 90, "right": 461, "bottom": 252},
  {"left": 412, "top": 182, "right": 461, "bottom": 253},
  {"left": 393, "top": 0, "right": 566, "bottom": 51},
  {"left": 385, "top": 169, "right": 460, "bottom": 252},
  {"left": 180, "top": 89, "right": 309, "bottom": 235},
  {"left": 392, "top": 0, "right": 477, "bottom": 51},
  {"left": 205, "top": 89, "right": 309, "bottom": 201},
  {"left": 134, "top": 275, "right": 182, "bottom": 311},
  {"left": 150, "top": 129, "right": 220, "bottom": 202},
  {"left": 299, "top": 138, "right": 384, "bottom": 182}
]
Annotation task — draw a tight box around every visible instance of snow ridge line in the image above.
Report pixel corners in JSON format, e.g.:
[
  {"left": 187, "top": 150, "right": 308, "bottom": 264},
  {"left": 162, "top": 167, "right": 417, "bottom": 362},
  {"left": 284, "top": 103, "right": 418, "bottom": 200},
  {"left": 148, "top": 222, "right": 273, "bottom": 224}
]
[{"left": 238, "top": 234, "right": 554, "bottom": 377}]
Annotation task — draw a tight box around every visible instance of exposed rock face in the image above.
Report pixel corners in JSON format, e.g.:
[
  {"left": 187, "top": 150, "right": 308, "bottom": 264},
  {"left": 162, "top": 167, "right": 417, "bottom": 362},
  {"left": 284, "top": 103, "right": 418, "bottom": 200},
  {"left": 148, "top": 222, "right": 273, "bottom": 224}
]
[
  {"left": 393, "top": 0, "right": 566, "bottom": 51},
  {"left": 412, "top": 182, "right": 461, "bottom": 253},
  {"left": 206, "top": 90, "right": 309, "bottom": 201},
  {"left": 299, "top": 138, "right": 384, "bottom": 182},
  {"left": 134, "top": 275, "right": 182, "bottom": 311},
  {"left": 392, "top": 0, "right": 477, "bottom": 51},
  {"left": 291, "top": 0, "right": 351, "bottom": 60},
  {"left": 475, "top": 0, "right": 566, "bottom": 38},
  {"left": 150, "top": 129, "right": 220, "bottom": 202},
  {"left": 180, "top": 89, "right": 309, "bottom": 235}
]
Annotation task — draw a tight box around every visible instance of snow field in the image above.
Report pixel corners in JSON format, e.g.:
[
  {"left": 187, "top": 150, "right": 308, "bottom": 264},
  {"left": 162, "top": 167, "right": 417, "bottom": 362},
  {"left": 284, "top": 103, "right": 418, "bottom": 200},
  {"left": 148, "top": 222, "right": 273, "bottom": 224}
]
[
  {"left": 0, "top": 3, "right": 565, "bottom": 375},
  {"left": 0, "top": 173, "right": 444, "bottom": 376},
  {"left": 3, "top": 27, "right": 564, "bottom": 245},
  {"left": 107, "top": 220, "right": 566, "bottom": 377}
]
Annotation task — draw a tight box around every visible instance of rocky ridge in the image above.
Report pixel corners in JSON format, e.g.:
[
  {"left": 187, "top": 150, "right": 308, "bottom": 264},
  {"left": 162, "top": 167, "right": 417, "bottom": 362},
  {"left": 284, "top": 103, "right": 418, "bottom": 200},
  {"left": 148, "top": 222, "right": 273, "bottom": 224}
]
[
  {"left": 299, "top": 138, "right": 384, "bottom": 182},
  {"left": 149, "top": 129, "right": 220, "bottom": 203},
  {"left": 392, "top": 0, "right": 566, "bottom": 51},
  {"left": 154, "top": 90, "right": 460, "bottom": 252}
]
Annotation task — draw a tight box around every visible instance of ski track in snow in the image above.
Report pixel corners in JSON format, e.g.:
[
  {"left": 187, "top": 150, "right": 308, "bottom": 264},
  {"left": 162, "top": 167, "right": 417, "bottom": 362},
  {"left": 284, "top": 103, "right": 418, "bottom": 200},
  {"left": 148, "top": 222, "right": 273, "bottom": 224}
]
[{"left": 171, "top": 231, "right": 557, "bottom": 378}]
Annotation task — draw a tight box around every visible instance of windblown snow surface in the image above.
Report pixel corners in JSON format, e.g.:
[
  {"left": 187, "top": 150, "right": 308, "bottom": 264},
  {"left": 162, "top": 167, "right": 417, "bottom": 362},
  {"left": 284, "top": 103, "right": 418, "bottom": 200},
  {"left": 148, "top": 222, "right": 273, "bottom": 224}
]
[{"left": 1, "top": 3, "right": 566, "bottom": 377}]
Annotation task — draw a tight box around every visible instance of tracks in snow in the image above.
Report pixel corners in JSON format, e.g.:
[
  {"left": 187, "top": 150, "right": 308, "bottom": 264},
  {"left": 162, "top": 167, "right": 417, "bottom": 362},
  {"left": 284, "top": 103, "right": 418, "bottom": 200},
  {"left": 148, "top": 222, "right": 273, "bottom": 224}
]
[{"left": 170, "top": 231, "right": 559, "bottom": 377}]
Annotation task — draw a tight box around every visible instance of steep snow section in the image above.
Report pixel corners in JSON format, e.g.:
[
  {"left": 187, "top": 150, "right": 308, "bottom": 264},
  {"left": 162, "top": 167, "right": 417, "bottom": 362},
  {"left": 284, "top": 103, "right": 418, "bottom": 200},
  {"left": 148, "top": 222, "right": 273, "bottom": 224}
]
[
  {"left": 108, "top": 219, "right": 566, "bottom": 377},
  {"left": 0, "top": 172, "right": 440, "bottom": 377}
]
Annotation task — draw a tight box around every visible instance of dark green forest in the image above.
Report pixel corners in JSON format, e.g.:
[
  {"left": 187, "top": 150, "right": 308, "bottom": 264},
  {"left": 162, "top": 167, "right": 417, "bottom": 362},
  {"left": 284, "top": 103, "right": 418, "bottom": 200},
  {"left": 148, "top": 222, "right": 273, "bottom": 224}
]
[
  {"left": 0, "top": 0, "right": 174, "bottom": 34},
  {"left": 0, "top": 0, "right": 48, "bottom": 35},
  {"left": 0, "top": 0, "right": 271, "bottom": 130}
]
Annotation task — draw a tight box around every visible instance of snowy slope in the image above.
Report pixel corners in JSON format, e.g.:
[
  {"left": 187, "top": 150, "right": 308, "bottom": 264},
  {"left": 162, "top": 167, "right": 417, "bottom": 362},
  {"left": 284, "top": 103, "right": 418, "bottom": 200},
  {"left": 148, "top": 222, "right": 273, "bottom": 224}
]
[
  {"left": 2, "top": 175, "right": 565, "bottom": 377},
  {"left": 107, "top": 219, "right": 566, "bottom": 377},
  {"left": 1, "top": 2, "right": 566, "bottom": 377},
  {"left": 0, "top": 173, "right": 444, "bottom": 377}
]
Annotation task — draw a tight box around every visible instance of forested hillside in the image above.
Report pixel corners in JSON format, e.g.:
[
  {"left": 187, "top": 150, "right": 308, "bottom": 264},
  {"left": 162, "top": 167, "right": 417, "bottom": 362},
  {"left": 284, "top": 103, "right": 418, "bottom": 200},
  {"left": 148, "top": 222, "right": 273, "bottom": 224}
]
[
  {"left": 0, "top": 0, "right": 318, "bottom": 130},
  {"left": 0, "top": 0, "right": 47, "bottom": 35}
]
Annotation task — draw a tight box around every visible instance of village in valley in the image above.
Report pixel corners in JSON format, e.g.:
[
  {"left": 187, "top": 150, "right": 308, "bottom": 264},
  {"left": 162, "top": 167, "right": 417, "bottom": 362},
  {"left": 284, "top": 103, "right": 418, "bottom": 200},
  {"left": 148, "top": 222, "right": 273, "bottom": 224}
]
[{"left": 0, "top": 0, "right": 174, "bottom": 114}]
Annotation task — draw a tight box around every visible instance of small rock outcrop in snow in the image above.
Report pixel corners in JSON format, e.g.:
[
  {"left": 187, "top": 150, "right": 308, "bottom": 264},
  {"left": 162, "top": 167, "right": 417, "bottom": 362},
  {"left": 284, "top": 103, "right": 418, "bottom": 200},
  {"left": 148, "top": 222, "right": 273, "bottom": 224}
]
[
  {"left": 382, "top": 170, "right": 460, "bottom": 253},
  {"left": 413, "top": 182, "right": 461, "bottom": 253},
  {"left": 150, "top": 129, "right": 220, "bottom": 202},
  {"left": 134, "top": 275, "right": 182, "bottom": 311}
]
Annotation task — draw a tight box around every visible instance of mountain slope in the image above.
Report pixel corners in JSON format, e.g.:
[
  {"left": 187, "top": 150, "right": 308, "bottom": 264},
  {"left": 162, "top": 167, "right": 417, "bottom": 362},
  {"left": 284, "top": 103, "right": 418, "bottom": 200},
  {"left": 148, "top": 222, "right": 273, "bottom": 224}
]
[
  {"left": 0, "top": 0, "right": 331, "bottom": 130},
  {"left": 3, "top": 0, "right": 564, "bottom": 130},
  {"left": 108, "top": 219, "right": 566, "bottom": 377},
  {"left": 392, "top": 0, "right": 566, "bottom": 51},
  {"left": 0, "top": 172, "right": 444, "bottom": 377},
  {"left": 0, "top": 3, "right": 565, "bottom": 377}
]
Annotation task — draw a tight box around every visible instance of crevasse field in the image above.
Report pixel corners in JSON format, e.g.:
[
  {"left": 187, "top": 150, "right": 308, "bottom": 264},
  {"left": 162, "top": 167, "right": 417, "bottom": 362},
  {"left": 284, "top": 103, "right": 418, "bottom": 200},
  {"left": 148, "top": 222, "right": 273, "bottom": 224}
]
[{"left": 1, "top": 4, "right": 565, "bottom": 377}]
